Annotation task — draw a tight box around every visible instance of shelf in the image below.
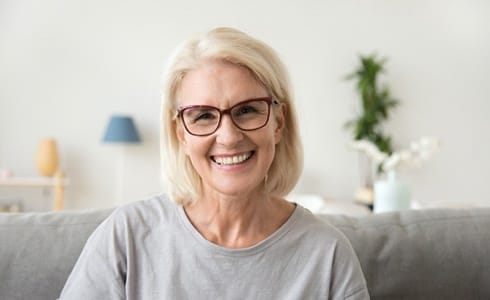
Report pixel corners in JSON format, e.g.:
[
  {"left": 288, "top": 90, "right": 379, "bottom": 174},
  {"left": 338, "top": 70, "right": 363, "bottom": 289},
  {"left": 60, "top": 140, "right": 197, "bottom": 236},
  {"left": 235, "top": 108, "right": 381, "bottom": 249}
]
[
  {"left": 0, "top": 173, "right": 69, "bottom": 211},
  {"left": 0, "top": 177, "right": 70, "bottom": 187}
]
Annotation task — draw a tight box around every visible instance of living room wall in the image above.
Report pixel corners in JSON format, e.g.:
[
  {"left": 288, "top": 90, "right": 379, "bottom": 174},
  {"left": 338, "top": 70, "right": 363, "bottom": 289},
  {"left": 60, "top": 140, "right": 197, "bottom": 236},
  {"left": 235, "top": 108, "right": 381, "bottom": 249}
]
[{"left": 1, "top": 0, "right": 489, "bottom": 210}]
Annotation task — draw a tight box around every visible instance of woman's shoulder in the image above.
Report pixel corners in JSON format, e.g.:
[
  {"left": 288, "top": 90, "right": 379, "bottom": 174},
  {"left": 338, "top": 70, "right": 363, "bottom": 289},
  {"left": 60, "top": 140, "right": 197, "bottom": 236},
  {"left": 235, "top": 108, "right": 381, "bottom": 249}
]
[{"left": 294, "top": 205, "right": 353, "bottom": 247}]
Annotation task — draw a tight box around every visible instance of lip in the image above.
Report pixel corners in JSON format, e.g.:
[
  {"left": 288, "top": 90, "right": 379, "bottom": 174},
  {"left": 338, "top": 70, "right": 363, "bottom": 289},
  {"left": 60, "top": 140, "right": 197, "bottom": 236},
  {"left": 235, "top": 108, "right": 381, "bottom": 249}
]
[{"left": 210, "top": 151, "right": 255, "bottom": 166}]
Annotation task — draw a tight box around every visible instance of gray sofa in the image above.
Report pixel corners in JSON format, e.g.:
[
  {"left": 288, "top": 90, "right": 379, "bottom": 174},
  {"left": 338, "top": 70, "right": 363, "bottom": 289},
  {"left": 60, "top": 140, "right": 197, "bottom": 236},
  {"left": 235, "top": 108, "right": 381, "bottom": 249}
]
[{"left": 1, "top": 207, "right": 489, "bottom": 300}]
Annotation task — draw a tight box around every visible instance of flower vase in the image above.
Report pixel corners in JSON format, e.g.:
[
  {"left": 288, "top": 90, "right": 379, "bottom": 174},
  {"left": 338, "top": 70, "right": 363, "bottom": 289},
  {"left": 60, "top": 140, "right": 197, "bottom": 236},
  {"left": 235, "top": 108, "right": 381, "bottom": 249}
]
[
  {"left": 36, "top": 138, "right": 59, "bottom": 176},
  {"left": 374, "top": 170, "right": 411, "bottom": 213}
]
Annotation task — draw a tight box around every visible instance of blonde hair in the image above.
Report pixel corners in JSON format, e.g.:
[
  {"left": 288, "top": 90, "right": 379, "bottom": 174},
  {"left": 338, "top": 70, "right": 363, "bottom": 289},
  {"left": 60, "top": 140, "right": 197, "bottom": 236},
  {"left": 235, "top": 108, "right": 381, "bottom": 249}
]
[{"left": 161, "top": 27, "right": 303, "bottom": 204}]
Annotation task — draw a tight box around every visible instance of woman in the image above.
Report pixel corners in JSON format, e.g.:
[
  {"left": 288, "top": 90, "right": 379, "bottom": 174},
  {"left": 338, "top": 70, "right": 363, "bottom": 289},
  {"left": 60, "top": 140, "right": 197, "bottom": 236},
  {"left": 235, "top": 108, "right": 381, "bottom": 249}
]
[{"left": 60, "top": 27, "right": 369, "bottom": 299}]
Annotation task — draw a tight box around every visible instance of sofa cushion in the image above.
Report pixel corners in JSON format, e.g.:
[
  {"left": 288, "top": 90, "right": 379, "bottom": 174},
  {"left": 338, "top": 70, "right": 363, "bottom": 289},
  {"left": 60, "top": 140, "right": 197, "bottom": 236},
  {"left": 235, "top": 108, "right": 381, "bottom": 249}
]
[
  {"left": 320, "top": 208, "right": 490, "bottom": 300},
  {"left": 0, "top": 209, "right": 113, "bottom": 300}
]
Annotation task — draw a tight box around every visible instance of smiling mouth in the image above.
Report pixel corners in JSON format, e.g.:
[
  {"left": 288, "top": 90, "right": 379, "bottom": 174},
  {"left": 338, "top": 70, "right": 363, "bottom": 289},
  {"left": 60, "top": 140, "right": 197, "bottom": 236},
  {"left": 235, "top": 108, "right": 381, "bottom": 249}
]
[{"left": 211, "top": 151, "right": 254, "bottom": 166}]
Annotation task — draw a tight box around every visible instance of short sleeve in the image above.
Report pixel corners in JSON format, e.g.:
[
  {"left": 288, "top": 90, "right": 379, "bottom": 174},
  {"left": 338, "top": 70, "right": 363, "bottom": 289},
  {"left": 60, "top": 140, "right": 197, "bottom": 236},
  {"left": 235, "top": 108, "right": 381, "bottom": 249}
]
[
  {"left": 59, "top": 211, "right": 127, "bottom": 300},
  {"left": 330, "top": 233, "right": 370, "bottom": 300}
]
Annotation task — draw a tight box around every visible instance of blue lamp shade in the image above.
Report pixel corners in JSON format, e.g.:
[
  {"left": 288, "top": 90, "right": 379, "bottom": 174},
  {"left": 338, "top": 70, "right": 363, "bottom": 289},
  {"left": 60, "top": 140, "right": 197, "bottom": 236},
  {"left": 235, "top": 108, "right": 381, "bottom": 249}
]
[{"left": 102, "top": 115, "right": 141, "bottom": 143}]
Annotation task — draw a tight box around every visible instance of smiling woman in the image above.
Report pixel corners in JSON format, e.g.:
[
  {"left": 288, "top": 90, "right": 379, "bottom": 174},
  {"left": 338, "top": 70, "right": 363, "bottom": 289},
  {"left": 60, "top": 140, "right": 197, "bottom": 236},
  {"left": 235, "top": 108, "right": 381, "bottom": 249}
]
[
  {"left": 173, "top": 59, "right": 284, "bottom": 206},
  {"left": 59, "top": 27, "right": 370, "bottom": 300},
  {"left": 161, "top": 27, "right": 303, "bottom": 206}
]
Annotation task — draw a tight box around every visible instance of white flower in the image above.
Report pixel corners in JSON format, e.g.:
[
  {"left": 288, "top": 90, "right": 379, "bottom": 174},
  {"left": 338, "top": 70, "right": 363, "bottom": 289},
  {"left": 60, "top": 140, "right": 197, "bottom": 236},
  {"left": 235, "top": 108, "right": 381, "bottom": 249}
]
[
  {"left": 350, "top": 139, "right": 388, "bottom": 163},
  {"left": 350, "top": 136, "right": 441, "bottom": 173}
]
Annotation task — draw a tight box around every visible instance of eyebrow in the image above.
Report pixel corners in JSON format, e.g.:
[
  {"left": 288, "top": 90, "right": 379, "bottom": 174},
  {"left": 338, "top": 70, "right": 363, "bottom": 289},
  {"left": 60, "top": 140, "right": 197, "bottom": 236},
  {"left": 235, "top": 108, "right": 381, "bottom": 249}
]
[{"left": 177, "top": 96, "right": 273, "bottom": 111}]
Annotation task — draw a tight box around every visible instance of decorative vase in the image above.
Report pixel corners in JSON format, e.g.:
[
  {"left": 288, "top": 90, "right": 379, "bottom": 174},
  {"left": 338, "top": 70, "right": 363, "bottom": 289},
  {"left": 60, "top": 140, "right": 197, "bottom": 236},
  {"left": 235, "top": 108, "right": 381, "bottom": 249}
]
[
  {"left": 374, "top": 170, "right": 411, "bottom": 213},
  {"left": 36, "top": 138, "right": 59, "bottom": 176}
]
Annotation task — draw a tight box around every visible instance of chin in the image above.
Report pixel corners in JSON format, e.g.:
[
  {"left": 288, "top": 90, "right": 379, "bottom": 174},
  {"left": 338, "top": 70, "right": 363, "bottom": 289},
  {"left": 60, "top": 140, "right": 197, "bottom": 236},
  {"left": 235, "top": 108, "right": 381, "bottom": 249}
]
[{"left": 210, "top": 181, "right": 264, "bottom": 198}]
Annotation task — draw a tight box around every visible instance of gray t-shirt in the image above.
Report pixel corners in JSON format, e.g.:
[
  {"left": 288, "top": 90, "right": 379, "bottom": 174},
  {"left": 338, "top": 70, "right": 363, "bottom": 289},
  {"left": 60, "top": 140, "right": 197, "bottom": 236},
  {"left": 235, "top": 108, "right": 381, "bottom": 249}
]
[{"left": 60, "top": 195, "right": 369, "bottom": 299}]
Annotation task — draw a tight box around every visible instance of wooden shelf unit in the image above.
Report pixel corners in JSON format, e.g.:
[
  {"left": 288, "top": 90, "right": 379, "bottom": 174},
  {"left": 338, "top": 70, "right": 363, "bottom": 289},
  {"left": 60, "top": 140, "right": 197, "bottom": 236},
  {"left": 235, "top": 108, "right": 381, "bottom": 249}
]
[{"left": 0, "top": 172, "right": 69, "bottom": 211}]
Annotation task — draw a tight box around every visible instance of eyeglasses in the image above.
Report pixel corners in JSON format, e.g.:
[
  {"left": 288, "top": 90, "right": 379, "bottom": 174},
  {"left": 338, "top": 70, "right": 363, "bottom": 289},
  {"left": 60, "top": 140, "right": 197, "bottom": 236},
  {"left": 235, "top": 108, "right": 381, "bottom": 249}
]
[{"left": 177, "top": 97, "right": 278, "bottom": 136}]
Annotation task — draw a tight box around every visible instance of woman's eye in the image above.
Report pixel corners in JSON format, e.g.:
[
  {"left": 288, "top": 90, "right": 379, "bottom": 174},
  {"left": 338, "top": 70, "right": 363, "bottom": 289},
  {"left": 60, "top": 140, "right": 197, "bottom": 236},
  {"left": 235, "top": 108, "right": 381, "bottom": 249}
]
[
  {"left": 236, "top": 105, "right": 257, "bottom": 115},
  {"left": 194, "top": 112, "right": 216, "bottom": 122},
  {"left": 184, "top": 108, "right": 218, "bottom": 124}
]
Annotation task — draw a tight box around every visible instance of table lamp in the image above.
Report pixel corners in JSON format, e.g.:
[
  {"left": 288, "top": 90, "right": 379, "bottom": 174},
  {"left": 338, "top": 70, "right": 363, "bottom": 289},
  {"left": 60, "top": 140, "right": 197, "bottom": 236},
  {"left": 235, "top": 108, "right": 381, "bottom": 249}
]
[
  {"left": 102, "top": 116, "right": 141, "bottom": 144},
  {"left": 102, "top": 115, "right": 141, "bottom": 205}
]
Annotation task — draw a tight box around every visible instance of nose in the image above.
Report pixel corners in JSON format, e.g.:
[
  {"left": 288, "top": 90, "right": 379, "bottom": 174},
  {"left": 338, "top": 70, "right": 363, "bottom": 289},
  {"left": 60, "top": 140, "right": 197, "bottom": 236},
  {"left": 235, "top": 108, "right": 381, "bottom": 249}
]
[{"left": 215, "top": 114, "right": 243, "bottom": 146}]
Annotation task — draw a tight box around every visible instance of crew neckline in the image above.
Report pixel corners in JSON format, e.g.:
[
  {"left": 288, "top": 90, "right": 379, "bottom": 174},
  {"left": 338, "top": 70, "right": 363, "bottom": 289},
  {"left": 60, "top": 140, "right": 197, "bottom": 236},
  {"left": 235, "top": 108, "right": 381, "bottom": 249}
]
[{"left": 176, "top": 202, "right": 304, "bottom": 257}]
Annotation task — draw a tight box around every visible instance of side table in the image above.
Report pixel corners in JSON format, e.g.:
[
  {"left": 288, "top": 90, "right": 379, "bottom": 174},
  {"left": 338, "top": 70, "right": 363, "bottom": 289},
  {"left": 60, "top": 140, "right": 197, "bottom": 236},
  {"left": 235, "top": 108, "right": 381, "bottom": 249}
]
[{"left": 0, "top": 172, "right": 70, "bottom": 211}]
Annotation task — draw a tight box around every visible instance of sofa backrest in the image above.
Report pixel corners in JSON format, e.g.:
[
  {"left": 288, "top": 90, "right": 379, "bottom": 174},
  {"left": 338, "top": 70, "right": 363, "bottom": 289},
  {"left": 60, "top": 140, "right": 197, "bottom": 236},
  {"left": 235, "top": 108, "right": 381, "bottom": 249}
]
[
  {"left": 1, "top": 207, "right": 490, "bottom": 300},
  {"left": 0, "top": 209, "right": 113, "bottom": 300},
  {"left": 320, "top": 208, "right": 490, "bottom": 300}
]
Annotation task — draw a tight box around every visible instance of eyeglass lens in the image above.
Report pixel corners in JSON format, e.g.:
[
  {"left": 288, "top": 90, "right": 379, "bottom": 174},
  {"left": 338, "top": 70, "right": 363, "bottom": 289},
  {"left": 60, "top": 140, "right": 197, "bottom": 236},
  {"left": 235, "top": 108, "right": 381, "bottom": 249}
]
[{"left": 181, "top": 99, "right": 271, "bottom": 136}]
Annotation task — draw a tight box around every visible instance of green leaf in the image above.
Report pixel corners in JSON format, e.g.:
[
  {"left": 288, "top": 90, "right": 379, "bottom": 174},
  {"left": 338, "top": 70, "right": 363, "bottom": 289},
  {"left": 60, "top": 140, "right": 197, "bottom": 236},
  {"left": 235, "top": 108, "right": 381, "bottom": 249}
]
[{"left": 344, "top": 53, "right": 400, "bottom": 153}]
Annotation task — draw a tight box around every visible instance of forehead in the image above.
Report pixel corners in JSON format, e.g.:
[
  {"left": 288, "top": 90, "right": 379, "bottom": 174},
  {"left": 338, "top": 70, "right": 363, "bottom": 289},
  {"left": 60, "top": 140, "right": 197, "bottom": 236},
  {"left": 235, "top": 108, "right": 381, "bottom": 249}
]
[{"left": 176, "top": 60, "right": 267, "bottom": 107}]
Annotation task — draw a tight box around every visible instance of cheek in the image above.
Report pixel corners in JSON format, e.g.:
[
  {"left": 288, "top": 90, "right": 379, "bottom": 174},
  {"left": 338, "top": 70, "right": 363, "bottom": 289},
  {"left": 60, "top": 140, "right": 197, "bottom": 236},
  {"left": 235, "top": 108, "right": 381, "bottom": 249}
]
[
  {"left": 176, "top": 122, "right": 198, "bottom": 157},
  {"left": 183, "top": 136, "right": 213, "bottom": 159},
  {"left": 259, "top": 130, "right": 279, "bottom": 157}
]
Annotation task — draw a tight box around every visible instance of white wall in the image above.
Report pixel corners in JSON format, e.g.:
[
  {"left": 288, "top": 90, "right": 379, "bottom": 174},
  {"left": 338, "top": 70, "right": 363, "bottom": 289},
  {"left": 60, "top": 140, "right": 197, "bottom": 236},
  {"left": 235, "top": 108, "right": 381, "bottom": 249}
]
[{"left": 1, "top": 0, "right": 489, "bottom": 210}]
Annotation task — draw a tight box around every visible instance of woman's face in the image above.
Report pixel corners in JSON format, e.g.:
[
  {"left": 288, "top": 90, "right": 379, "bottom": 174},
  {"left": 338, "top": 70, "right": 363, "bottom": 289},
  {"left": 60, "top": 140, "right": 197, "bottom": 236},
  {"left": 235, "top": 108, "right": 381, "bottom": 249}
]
[{"left": 176, "top": 60, "right": 285, "bottom": 199}]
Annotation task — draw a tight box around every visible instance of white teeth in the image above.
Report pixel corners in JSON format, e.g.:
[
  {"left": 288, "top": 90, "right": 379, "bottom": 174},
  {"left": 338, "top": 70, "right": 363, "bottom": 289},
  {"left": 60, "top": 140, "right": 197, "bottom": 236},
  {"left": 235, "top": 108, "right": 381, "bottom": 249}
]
[{"left": 214, "top": 153, "right": 251, "bottom": 165}]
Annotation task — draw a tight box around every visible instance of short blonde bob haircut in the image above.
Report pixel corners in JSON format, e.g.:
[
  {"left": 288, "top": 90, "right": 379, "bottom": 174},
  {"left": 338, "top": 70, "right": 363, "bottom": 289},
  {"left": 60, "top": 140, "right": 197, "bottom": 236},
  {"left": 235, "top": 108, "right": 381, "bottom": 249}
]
[{"left": 161, "top": 27, "right": 303, "bottom": 205}]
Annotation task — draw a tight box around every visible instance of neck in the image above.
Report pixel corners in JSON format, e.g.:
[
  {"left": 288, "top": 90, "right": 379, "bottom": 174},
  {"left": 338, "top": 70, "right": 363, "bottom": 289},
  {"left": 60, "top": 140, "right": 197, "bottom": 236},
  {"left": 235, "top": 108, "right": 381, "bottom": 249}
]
[{"left": 183, "top": 191, "right": 295, "bottom": 249}]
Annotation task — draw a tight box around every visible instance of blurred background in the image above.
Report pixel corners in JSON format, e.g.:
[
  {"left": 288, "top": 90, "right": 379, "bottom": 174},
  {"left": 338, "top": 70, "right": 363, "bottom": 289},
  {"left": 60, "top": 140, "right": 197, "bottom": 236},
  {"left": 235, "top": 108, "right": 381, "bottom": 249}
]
[{"left": 1, "top": 0, "right": 489, "bottom": 211}]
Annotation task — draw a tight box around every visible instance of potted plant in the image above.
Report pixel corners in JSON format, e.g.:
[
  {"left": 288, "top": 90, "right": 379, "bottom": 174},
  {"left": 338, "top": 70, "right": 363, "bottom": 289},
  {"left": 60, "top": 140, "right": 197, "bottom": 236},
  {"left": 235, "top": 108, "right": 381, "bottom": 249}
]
[{"left": 345, "top": 54, "right": 399, "bottom": 206}]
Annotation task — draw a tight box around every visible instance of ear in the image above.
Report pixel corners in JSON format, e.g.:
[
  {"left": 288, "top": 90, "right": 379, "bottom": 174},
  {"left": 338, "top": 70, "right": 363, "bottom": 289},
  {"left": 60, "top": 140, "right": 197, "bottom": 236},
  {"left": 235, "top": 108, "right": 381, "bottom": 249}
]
[
  {"left": 175, "top": 120, "right": 190, "bottom": 154},
  {"left": 273, "top": 103, "right": 286, "bottom": 144}
]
